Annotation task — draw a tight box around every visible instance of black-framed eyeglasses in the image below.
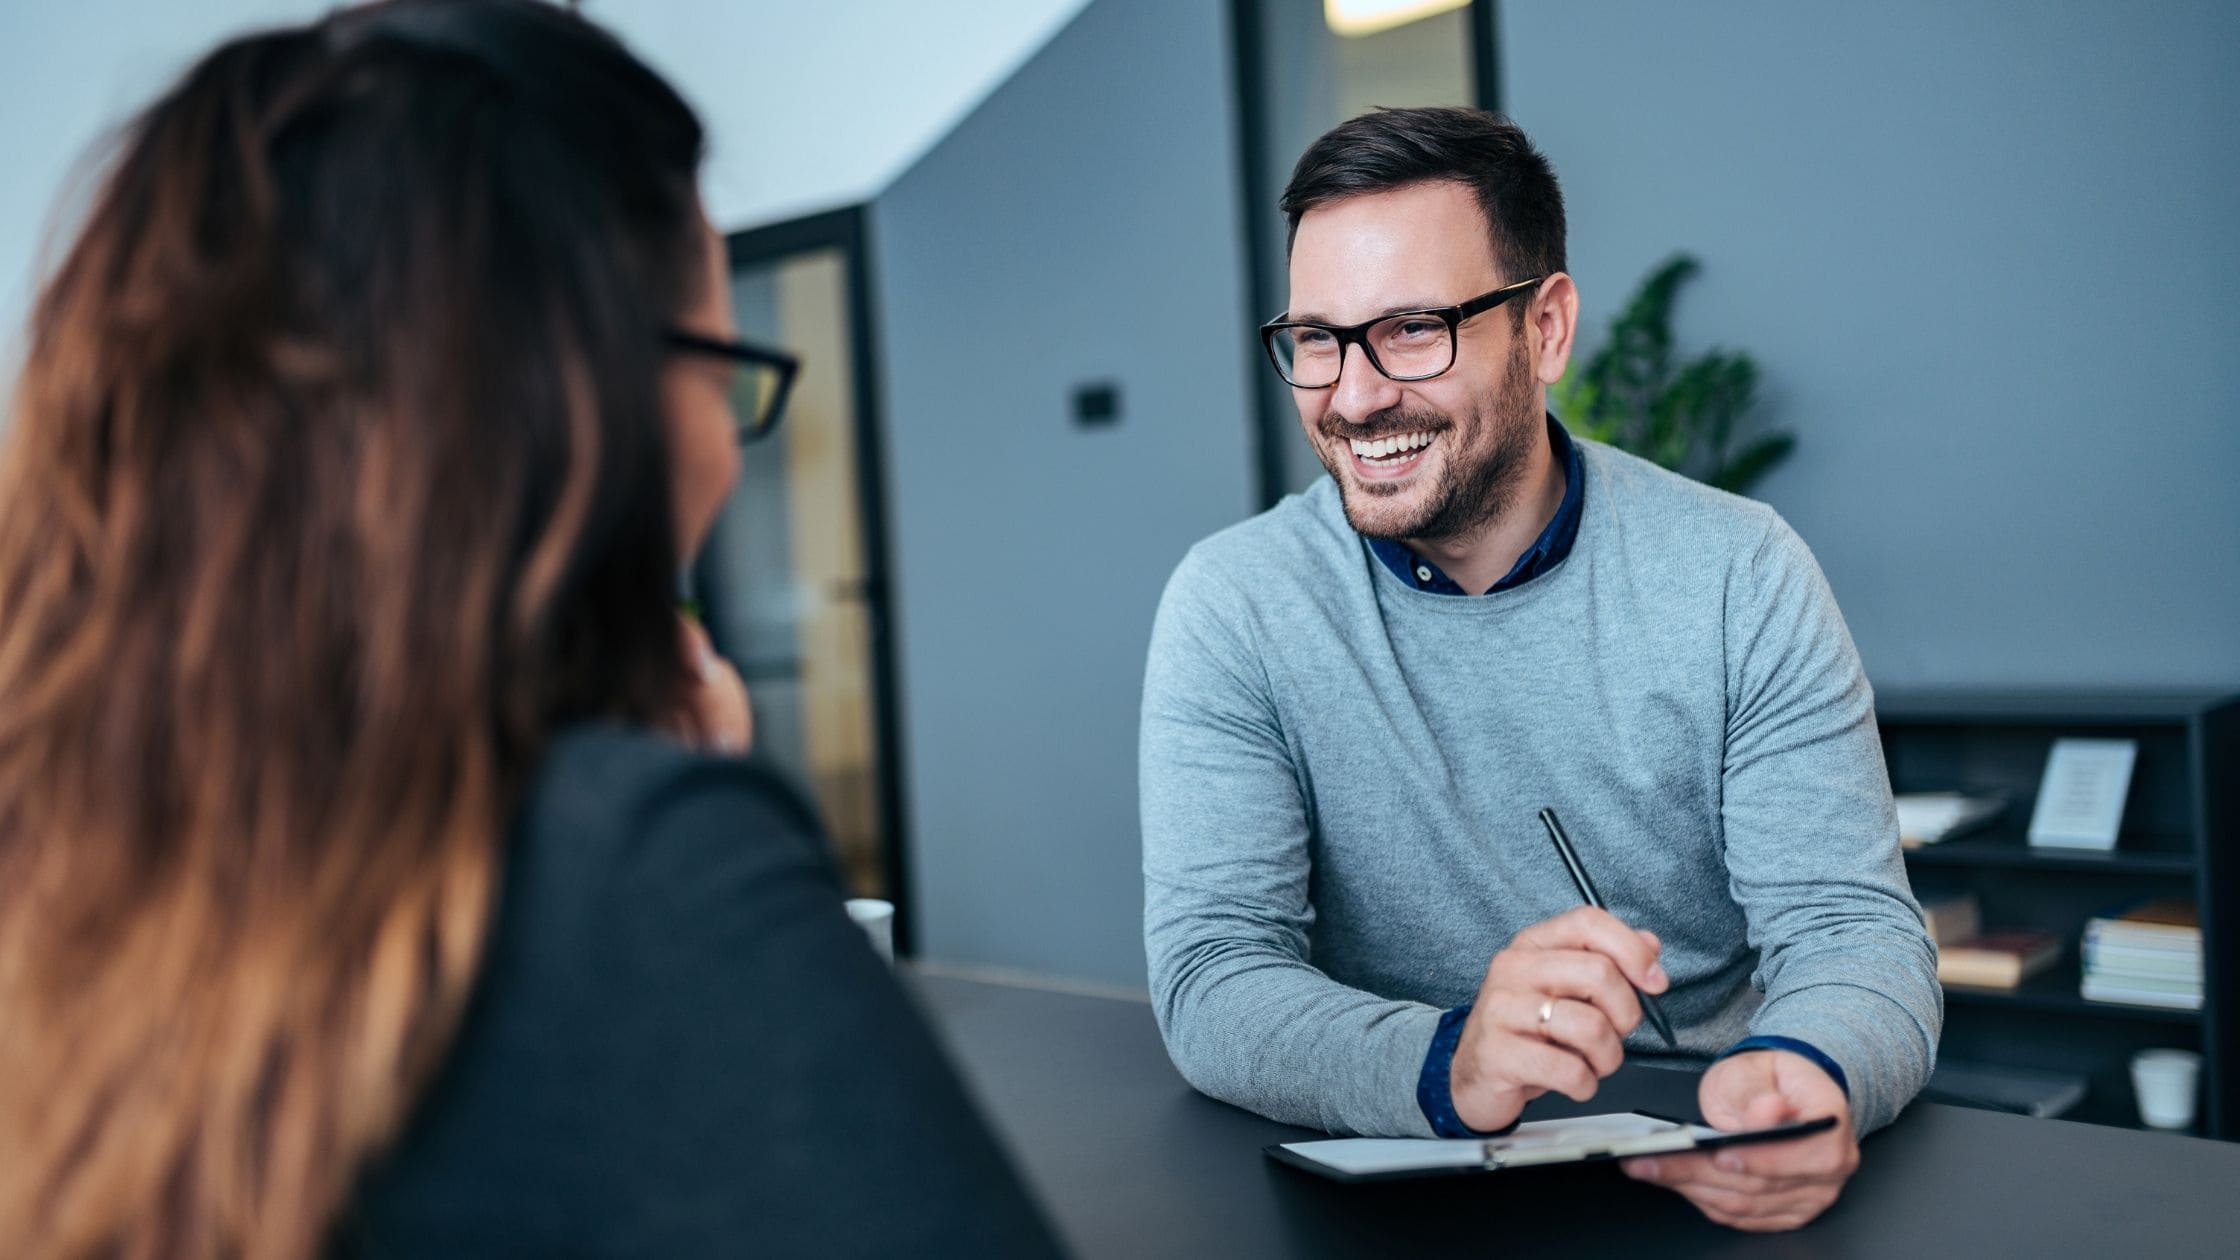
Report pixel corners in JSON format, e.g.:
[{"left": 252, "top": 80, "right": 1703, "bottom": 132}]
[
  {"left": 1259, "top": 276, "right": 1544, "bottom": 389},
  {"left": 663, "top": 328, "right": 801, "bottom": 443}
]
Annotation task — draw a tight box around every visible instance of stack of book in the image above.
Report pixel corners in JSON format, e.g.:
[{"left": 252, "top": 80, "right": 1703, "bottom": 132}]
[
  {"left": 2081, "top": 897, "right": 2203, "bottom": 1009},
  {"left": 1922, "top": 892, "right": 2063, "bottom": 989}
]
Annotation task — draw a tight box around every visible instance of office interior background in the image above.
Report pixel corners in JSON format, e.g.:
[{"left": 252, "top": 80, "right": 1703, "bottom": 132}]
[{"left": 2, "top": 0, "right": 2235, "bottom": 1123}]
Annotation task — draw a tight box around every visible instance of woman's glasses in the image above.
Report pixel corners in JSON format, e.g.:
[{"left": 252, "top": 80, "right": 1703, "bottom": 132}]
[{"left": 662, "top": 329, "right": 801, "bottom": 442}]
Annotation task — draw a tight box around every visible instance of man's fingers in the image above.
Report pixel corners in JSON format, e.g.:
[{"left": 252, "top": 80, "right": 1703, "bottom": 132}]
[
  {"left": 1460, "top": 1005, "right": 1604, "bottom": 1102},
  {"left": 1740, "top": 1088, "right": 1792, "bottom": 1130},
  {"left": 1482, "top": 1013, "right": 1602, "bottom": 1100},
  {"left": 1688, "top": 1181, "right": 1837, "bottom": 1231},
  {"left": 1699, "top": 1053, "right": 1783, "bottom": 1128},
  {"left": 1489, "top": 946, "right": 1645, "bottom": 1039},
  {"left": 1528, "top": 997, "right": 1626, "bottom": 1079},
  {"left": 1718, "top": 1130, "right": 1856, "bottom": 1181},
  {"left": 1509, "top": 907, "right": 1667, "bottom": 992},
  {"left": 1633, "top": 1134, "right": 1850, "bottom": 1194},
  {"left": 1678, "top": 1183, "right": 1835, "bottom": 1233},
  {"left": 1506, "top": 1037, "right": 1601, "bottom": 1102},
  {"left": 1637, "top": 1151, "right": 1780, "bottom": 1196},
  {"left": 1625, "top": 1150, "right": 1724, "bottom": 1187}
]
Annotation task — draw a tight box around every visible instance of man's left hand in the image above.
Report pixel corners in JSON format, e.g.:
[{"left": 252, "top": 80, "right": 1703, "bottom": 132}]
[{"left": 1620, "top": 1049, "right": 1858, "bottom": 1232}]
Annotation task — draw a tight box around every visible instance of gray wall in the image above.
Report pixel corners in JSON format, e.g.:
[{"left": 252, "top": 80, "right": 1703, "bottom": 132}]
[
  {"left": 1504, "top": 0, "right": 2240, "bottom": 688},
  {"left": 871, "top": 0, "right": 1257, "bottom": 988}
]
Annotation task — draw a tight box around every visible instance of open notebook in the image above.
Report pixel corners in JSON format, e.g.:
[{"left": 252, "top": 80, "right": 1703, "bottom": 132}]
[{"left": 1267, "top": 1111, "right": 1836, "bottom": 1183}]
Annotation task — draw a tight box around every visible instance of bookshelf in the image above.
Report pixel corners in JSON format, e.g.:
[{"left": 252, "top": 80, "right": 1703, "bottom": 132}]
[{"left": 1876, "top": 689, "right": 2238, "bottom": 1138}]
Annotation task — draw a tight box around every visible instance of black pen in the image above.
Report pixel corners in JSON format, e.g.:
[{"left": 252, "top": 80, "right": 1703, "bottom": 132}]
[{"left": 1537, "top": 806, "right": 1679, "bottom": 1049}]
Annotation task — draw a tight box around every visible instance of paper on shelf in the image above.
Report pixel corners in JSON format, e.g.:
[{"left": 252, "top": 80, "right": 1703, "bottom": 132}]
[
  {"left": 1895, "top": 792, "right": 2005, "bottom": 846},
  {"left": 2027, "top": 739, "right": 2137, "bottom": 850}
]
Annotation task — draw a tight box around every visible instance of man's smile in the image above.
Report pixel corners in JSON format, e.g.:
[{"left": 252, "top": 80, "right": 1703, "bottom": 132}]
[{"left": 1345, "top": 429, "right": 1437, "bottom": 480}]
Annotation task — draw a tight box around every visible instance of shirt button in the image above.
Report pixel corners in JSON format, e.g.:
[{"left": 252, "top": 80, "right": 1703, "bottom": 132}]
[{"left": 1415, "top": 565, "right": 1433, "bottom": 583}]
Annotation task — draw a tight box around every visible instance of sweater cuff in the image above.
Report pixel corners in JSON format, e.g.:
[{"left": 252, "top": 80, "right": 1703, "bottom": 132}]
[
  {"left": 1415, "top": 1004, "right": 1516, "bottom": 1138},
  {"left": 1718, "top": 1034, "right": 1850, "bottom": 1098}
]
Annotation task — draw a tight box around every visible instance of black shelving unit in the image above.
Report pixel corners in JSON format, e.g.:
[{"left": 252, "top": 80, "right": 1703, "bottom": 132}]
[{"left": 1877, "top": 689, "right": 2238, "bottom": 1138}]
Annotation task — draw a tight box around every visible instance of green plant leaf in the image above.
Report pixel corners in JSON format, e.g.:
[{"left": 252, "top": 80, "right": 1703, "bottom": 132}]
[
  {"left": 1710, "top": 431, "right": 1795, "bottom": 495},
  {"left": 1556, "top": 253, "right": 1790, "bottom": 497}
]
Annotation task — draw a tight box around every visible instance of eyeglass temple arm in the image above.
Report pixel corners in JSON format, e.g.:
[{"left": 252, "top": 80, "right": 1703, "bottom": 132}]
[
  {"left": 662, "top": 328, "right": 801, "bottom": 375},
  {"left": 1455, "top": 276, "right": 1545, "bottom": 319}
]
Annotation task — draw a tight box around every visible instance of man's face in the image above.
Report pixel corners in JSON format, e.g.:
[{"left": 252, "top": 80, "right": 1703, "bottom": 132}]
[{"left": 1285, "top": 180, "right": 1545, "bottom": 543}]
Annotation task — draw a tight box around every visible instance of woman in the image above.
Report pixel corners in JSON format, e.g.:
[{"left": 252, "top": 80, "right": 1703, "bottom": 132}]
[{"left": 0, "top": 3, "right": 1062, "bottom": 1256}]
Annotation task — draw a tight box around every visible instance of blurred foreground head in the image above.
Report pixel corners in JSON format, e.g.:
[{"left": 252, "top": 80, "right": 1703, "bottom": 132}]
[{"left": 0, "top": 2, "right": 708, "bottom": 1255}]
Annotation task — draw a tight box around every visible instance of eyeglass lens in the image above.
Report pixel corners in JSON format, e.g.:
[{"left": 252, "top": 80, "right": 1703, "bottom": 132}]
[
  {"left": 729, "top": 362, "right": 788, "bottom": 439},
  {"left": 1270, "top": 313, "right": 1455, "bottom": 387}
]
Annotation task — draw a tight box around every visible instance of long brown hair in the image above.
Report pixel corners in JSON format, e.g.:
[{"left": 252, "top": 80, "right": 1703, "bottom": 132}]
[{"left": 0, "top": 3, "right": 708, "bottom": 1255}]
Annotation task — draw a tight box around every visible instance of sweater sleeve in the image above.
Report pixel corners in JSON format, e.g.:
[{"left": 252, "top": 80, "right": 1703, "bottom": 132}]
[
  {"left": 1719, "top": 516, "right": 1942, "bottom": 1134},
  {"left": 1140, "top": 550, "right": 1443, "bottom": 1138}
]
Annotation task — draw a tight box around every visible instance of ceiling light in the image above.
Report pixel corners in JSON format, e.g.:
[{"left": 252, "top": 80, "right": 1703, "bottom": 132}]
[{"left": 1324, "top": 0, "right": 1472, "bottom": 39}]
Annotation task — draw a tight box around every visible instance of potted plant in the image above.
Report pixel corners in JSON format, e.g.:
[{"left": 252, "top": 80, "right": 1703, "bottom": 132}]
[{"left": 1552, "top": 254, "right": 1793, "bottom": 496}]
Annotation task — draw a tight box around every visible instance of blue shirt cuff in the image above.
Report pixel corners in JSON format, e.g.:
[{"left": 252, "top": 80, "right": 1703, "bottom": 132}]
[
  {"left": 1717, "top": 1034, "right": 1850, "bottom": 1098},
  {"left": 1416, "top": 1004, "right": 1515, "bottom": 1138}
]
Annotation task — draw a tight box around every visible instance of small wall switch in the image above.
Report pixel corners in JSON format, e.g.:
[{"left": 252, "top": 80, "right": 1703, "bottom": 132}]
[{"left": 1072, "top": 381, "right": 1121, "bottom": 428}]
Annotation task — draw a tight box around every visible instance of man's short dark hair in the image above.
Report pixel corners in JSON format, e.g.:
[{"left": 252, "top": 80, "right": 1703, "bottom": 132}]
[{"left": 1280, "top": 107, "right": 1566, "bottom": 291}]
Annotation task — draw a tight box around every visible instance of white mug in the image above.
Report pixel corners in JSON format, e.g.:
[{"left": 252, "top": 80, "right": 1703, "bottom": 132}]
[
  {"left": 2131, "top": 1048, "right": 2201, "bottom": 1130},
  {"left": 845, "top": 898, "right": 896, "bottom": 965}
]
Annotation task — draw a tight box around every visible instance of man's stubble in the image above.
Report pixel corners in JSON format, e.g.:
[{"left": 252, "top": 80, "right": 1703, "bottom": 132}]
[{"left": 1322, "top": 332, "right": 1541, "bottom": 549}]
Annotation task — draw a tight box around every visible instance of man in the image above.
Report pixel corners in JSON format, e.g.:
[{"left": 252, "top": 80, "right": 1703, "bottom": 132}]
[{"left": 1140, "top": 107, "right": 1939, "bottom": 1233}]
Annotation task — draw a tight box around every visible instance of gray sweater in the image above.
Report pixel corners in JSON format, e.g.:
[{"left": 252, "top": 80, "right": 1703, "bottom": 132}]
[{"left": 1140, "top": 439, "right": 1940, "bottom": 1139}]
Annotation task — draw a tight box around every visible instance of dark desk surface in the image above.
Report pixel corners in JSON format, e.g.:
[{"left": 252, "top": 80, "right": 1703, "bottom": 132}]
[{"left": 912, "top": 970, "right": 2240, "bottom": 1259}]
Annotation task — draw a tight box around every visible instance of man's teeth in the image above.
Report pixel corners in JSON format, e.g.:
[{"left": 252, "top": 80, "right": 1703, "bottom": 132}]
[{"left": 1350, "top": 432, "right": 1434, "bottom": 460}]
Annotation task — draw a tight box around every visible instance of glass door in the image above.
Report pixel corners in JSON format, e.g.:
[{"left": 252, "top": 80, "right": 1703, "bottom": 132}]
[{"left": 694, "top": 209, "right": 904, "bottom": 922}]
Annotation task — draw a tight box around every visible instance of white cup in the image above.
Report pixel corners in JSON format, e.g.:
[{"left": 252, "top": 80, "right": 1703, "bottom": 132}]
[
  {"left": 845, "top": 898, "right": 895, "bottom": 965},
  {"left": 2131, "top": 1048, "right": 2202, "bottom": 1130}
]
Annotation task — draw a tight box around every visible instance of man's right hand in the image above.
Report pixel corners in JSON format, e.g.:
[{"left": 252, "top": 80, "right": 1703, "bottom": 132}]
[{"left": 1448, "top": 907, "right": 1669, "bottom": 1133}]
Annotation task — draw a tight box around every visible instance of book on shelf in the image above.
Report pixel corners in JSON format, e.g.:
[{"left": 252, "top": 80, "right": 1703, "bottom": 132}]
[
  {"left": 2082, "top": 939, "right": 2203, "bottom": 980},
  {"left": 1895, "top": 792, "right": 2006, "bottom": 848},
  {"left": 2078, "top": 975, "right": 2203, "bottom": 1010},
  {"left": 2082, "top": 896, "right": 2204, "bottom": 1008},
  {"left": 1922, "top": 1059, "right": 2087, "bottom": 1119},
  {"left": 2085, "top": 897, "right": 2200, "bottom": 947},
  {"left": 1917, "top": 892, "right": 1981, "bottom": 947},
  {"left": 1937, "top": 930, "right": 2062, "bottom": 989}
]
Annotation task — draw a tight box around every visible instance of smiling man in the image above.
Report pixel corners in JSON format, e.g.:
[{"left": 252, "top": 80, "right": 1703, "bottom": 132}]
[{"left": 1140, "top": 108, "right": 1940, "bottom": 1233}]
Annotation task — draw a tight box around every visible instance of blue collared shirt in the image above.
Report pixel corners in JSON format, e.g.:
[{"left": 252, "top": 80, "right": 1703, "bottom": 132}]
[{"left": 1374, "top": 418, "right": 1849, "bottom": 1136}]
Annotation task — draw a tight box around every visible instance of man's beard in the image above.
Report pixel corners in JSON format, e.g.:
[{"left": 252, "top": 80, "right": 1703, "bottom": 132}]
[{"left": 1317, "top": 336, "right": 1541, "bottom": 546}]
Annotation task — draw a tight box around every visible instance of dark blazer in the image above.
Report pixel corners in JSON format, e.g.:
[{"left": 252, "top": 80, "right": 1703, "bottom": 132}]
[{"left": 342, "top": 725, "right": 1064, "bottom": 1257}]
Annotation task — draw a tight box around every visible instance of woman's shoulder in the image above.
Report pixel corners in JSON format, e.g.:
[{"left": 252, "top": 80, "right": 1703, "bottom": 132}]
[
  {"left": 487, "top": 724, "right": 848, "bottom": 981},
  {"left": 350, "top": 726, "right": 1067, "bottom": 1255},
  {"left": 513, "top": 723, "right": 829, "bottom": 891},
  {"left": 526, "top": 723, "right": 821, "bottom": 838}
]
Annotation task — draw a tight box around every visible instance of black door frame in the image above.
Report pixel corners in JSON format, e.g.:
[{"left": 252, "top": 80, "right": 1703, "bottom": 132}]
[
  {"left": 710, "top": 204, "right": 917, "bottom": 956},
  {"left": 1226, "top": 0, "right": 1504, "bottom": 510}
]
